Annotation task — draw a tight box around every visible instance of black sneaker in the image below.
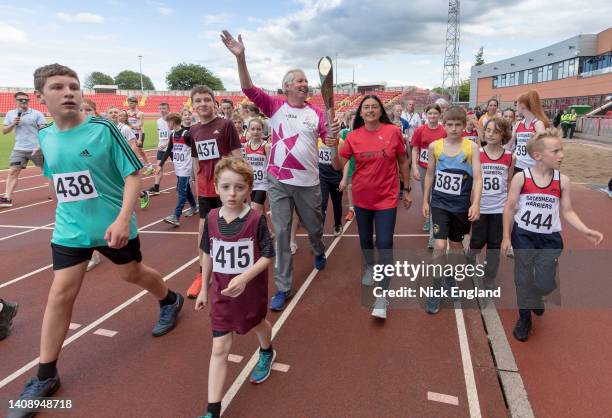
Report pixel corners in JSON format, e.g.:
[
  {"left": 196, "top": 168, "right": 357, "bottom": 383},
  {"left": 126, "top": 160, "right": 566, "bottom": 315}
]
[
  {"left": 0, "top": 299, "right": 18, "bottom": 340},
  {"left": 147, "top": 186, "right": 161, "bottom": 196},
  {"left": 0, "top": 196, "right": 13, "bottom": 208},
  {"left": 152, "top": 292, "right": 184, "bottom": 337},
  {"left": 8, "top": 374, "right": 61, "bottom": 418},
  {"left": 512, "top": 316, "right": 532, "bottom": 342}
]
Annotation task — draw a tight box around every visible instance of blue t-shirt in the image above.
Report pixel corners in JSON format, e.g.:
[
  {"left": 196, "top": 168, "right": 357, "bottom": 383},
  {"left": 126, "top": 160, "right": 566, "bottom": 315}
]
[{"left": 39, "top": 116, "right": 143, "bottom": 247}]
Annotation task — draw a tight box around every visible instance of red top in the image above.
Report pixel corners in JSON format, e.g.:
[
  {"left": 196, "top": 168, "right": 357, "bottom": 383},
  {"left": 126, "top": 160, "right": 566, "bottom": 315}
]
[
  {"left": 340, "top": 124, "right": 406, "bottom": 210},
  {"left": 462, "top": 129, "right": 479, "bottom": 143},
  {"left": 190, "top": 117, "right": 241, "bottom": 197},
  {"left": 411, "top": 124, "right": 447, "bottom": 168}
]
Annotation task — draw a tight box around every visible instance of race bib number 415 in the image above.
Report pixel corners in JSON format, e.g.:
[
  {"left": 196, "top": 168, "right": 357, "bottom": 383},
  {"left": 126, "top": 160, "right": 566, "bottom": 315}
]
[
  {"left": 196, "top": 139, "right": 220, "bottom": 161},
  {"left": 211, "top": 240, "right": 254, "bottom": 274},
  {"left": 53, "top": 170, "right": 98, "bottom": 203}
]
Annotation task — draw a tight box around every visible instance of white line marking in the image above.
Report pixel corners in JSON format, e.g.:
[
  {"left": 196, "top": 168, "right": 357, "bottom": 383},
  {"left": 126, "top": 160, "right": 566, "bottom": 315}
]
[
  {"left": 220, "top": 220, "right": 353, "bottom": 415},
  {"left": 68, "top": 323, "right": 82, "bottom": 330},
  {"left": 0, "top": 199, "right": 52, "bottom": 215},
  {"left": 139, "top": 230, "right": 199, "bottom": 235},
  {"left": 93, "top": 328, "right": 118, "bottom": 338},
  {"left": 227, "top": 354, "right": 243, "bottom": 364},
  {"left": 0, "top": 173, "right": 43, "bottom": 183},
  {"left": 296, "top": 233, "right": 428, "bottom": 237},
  {"left": 0, "top": 222, "right": 54, "bottom": 241},
  {"left": 271, "top": 362, "right": 290, "bottom": 373},
  {"left": 0, "top": 224, "right": 52, "bottom": 229},
  {"left": 0, "top": 264, "right": 54, "bottom": 289},
  {"left": 0, "top": 256, "right": 198, "bottom": 389},
  {"left": 427, "top": 391, "right": 459, "bottom": 406},
  {"left": 454, "top": 305, "right": 482, "bottom": 418}
]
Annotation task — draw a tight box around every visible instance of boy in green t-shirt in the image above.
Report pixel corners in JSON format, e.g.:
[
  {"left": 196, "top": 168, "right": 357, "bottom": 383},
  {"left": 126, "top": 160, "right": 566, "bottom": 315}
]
[
  {"left": 10, "top": 64, "right": 184, "bottom": 410},
  {"left": 339, "top": 111, "right": 356, "bottom": 220}
]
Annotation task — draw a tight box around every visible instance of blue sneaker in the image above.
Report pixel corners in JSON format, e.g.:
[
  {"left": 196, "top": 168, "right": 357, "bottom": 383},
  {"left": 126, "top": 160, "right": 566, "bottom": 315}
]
[
  {"left": 8, "top": 374, "right": 61, "bottom": 418},
  {"left": 249, "top": 349, "right": 277, "bottom": 384},
  {"left": 270, "top": 290, "right": 291, "bottom": 311},
  {"left": 152, "top": 292, "right": 184, "bottom": 337},
  {"left": 315, "top": 253, "right": 326, "bottom": 270},
  {"left": 198, "top": 414, "right": 214, "bottom": 418}
]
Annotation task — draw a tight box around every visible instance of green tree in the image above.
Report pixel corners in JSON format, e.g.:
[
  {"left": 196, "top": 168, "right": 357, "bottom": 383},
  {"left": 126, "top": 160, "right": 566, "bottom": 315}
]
[
  {"left": 114, "top": 70, "right": 155, "bottom": 90},
  {"left": 458, "top": 79, "right": 470, "bottom": 102},
  {"left": 166, "top": 63, "right": 224, "bottom": 91},
  {"left": 431, "top": 86, "right": 448, "bottom": 95},
  {"left": 84, "top": 71, "right": 115, "bottom": 89},
  {"left": 474, "top": 47, "right": 485, "bottom": 66}
]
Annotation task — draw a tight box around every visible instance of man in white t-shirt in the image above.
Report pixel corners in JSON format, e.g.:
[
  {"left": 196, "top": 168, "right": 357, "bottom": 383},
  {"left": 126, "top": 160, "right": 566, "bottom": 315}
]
[
  {"left": 1, "top": 92, "right": 47, "bottom": 207},
  {"left": 148, "top": 102, "right": 171, "bottom": 195},
  {"left": 221, "top": 30, "right": 339, "bottom": 311},
  {"left": 401, "top": 99, "right": 422, "bottom": 143}
]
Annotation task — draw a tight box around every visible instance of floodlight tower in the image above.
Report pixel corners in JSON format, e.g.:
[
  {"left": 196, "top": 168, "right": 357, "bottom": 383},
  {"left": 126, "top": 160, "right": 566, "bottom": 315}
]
[{"left": 442, "top": 0, "right": 460, "bottom": 103}]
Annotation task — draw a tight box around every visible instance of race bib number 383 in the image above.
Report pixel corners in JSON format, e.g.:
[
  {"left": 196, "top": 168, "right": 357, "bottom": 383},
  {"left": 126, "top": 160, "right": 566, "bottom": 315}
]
[
  {"left": 211, "top": 240, "right": 254, "bottom": 274},
  {"left": 196, "top": 139, "right": 220, "bottom": 161},
  {"left": 434, "top": 171, "right": 463, "bottom": 195},
  {"left": 53, "top": 170, "right": 98, "bottom": 203}
]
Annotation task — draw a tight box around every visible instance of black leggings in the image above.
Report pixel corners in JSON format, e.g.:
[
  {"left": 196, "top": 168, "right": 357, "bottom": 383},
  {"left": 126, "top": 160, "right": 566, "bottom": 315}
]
[
  {"left": 467, "top": 213, "right": 503, "bottom": 279},
  {"left": 320, "top": 179, "right": 343, "bottom": 228}
]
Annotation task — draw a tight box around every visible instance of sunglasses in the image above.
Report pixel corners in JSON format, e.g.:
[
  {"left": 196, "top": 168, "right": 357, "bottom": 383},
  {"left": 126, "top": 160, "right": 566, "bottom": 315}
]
[{"left": 17, "top": 98, "right": 30, "bottom": 103}]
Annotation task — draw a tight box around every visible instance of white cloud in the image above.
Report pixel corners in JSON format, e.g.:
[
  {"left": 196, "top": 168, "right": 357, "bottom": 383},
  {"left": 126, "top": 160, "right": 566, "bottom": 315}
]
[
  {"left": 0, "top": 23, "right": 27, "bottom": 44},
  {"left": 56, "top": 12, "right": 105, "bottom": 24},
  {"left": 205, "top": 13, "right": 231, "bottom": 24},
  {"left": 157, "top": 6, "right": 174, "bottom": 15}
]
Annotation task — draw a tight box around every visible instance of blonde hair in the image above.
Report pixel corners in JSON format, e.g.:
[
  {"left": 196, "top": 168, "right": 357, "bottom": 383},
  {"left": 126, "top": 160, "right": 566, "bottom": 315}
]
[
  {"left": 214, "top": 157, "right": 253, "bottom": 190},
  {"left": 517, "top": 90, "right": 550, "bottom": 128},
  {"left": 527, "top": 127, "right": 561, "bottom": 157}
]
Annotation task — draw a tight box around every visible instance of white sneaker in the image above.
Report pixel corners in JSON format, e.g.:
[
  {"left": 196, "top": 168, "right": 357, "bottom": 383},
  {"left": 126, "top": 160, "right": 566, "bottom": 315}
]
[
  {"left": 86, "top": 252, "right": 101, "bottom": 272},
  {"left": 506, "top": 246, "right": 514, "bottom": 258},
  {"left": 361, "top": 265, "right": 375, "bottom": 286},
  {"left": 290, "top": 241, "right": 298, "bottom": 255},
  {"left": 142, "top": 164, "right": 154, "bottom": 176},
  {"left": 371, "top": 297, "right": 389, "bottom": 319}
]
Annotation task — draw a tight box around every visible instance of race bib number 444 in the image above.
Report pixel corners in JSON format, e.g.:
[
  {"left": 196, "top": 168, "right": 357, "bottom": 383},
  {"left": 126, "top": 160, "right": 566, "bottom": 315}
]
[
  {"left": 53, "top": 170, "right": 98, "bottom": 203},
  {"left": 211, "top": 240, "right": 254, "bottom": 274},
  {"left": 196, "top": 139, "right": 220, "bottom": 161}
]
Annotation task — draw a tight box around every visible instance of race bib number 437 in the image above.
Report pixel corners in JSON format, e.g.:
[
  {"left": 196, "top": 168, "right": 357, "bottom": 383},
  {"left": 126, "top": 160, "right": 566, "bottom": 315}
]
[
  {"left": 211, "top": 240, "right": 254, "bottom": 274},
  {"left": 53, "top": 170, "right": 98, "bottom": 203},
  {"left": 196, "top": 139, "right": 220, "bottom": 161}
]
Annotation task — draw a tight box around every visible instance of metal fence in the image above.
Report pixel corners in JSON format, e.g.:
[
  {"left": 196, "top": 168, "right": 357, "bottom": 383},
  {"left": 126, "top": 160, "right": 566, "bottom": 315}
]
[{"left": 578, "top": 116, "right": 612, "bottom": 137}]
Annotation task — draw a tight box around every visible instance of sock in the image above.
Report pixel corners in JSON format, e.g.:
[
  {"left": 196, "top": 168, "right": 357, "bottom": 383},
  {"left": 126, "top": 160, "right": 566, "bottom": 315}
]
[
  {"left": 260, "top": 345, "right": 273, "bottom": 353},
  {"left": 207, "top": 402, "right": 221, "bottom": 418},
  {"left": 37, "top": 360, "right": 57, "bottom": 380},
  {"left": 159, "top": 290, "right": 177, "bottom": 307},
  {"left": 154, "top": 184, "right": 159, "bottom": 191}
]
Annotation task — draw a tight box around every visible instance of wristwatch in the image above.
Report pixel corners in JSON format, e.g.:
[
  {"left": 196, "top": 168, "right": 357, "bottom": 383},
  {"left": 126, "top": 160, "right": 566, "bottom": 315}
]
[{"left": 404, "top": 185, "right": 412, "bottom": 193}]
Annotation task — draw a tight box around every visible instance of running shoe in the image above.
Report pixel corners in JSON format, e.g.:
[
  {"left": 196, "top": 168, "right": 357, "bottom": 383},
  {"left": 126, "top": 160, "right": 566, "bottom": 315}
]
[
  {"left": 198, "top": 414, "right": 214, "bottom": 418},
  {"left": 142, "top": 164, "right": 155, "bottom": 176},
  {"left": 147, "top": 186, "right": 161, "bottom": 196},
  {"left": 184, "top": 206, "right": 199, "bottom": 217},
  {"left": 9, "top": 374, "right": 61, "bottom": 418},
  {"left": 290, "top": 241, "right": 298, "bottom": 255},
  {"left": 163, "top": 214, "right": 180, "bottom": 227},
  {"left": 371, "top": 297, "right": 389, "bottom": 319},
  {"left": 427, "top": 237, "right": 434, "bottom": 249},
  {"left": 314, "top": 253, "right": 326, "bottom": 270},
  {"left": 345, "top": 208, "right": 354, "bottom": 221},
  {"left": 361, "top": 265, "right": 375, "bottom": 286},
  {"left": 0, "top": 196, "right": 13, "bottom": 208},
  {"left": 86, "top": 252, "right": 101, "bottom": 272},
  {"left": 0, "top": 299, "right": 18, "bottom": 341},
  {"left": 139, "top": 191, "right": 150, "bottom": 210},
  {"left": 187, "top": 273, "right": 202, "bottom": 299},
  {"left": 333, "top": 225, "right": 342, "bottom": 237},
  {"left": 512, "top": 315, "right": 532, "bottom": 342},
  {"left": 249, "top": 349, "right": 277, "bottom": 384},
  {"left": 152, "top": 292, "right": 184, "bottom": 337},
  {"left": 506, "top": 246, "right": 514, "bottom": 258},
  {"left": 423, "top": 219, "right": 430, "bottom": 232},
  {"left": 270, "top": 290, "right": 292, "bottom": 311}
]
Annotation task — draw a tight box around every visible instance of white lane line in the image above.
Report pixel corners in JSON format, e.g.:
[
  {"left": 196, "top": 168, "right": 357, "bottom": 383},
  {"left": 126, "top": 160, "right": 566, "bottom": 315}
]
[
  {"left": 93, "top": 328, "right": 118, "bottom": 338},
  {"left": 0, "top": 222, "right": 54, "bottom": 241},
  {"left": 0, "top": 199, "right": 52, "bottom": 215},
  {"left": 296, "top": 233, "right": 428, "bottom": 237},
  {"left": 0, "top": 264, "right": 54, "bottom": 289},
  {"left": 427, "top": 391, "right": 459, "bottom": 406},
  {"left": 139, "top": 230, "right": 199, "bottom": 235},
  {"left": 220, "top": 219, "right": 353, "bottom": 415},
  {"left": 0, "top": 256, "right": 198, "bottom": 389},
  {"left": 0, "top": 224, "right": 52, "bottom": 229},
  {"left": 68, "top": 323, "right": 82, "bottom": 330},
  {"left": 271, "top": 362, "right": 290, "bottom": 373},
  {"left": 227, "top": 354, "right": 243, "bottom": 364},
  {"left": 454, "top": 305, "right": 482, "bottom": 418},
  {"left": 0, "top": 173, "right": 44, "bottom": 183}
]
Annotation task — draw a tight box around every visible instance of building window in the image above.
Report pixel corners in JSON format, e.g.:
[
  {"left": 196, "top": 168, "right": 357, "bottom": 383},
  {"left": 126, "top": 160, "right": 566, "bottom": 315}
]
[
  {"left": 509, "top": 72, "right": 515, "bottom": 86},
  {"left": 527, "top": 69, "right": 533, "bottom": 84},
  {"left": 568, "top": 58, "right": 576, "bottom": 76},
  {"left": 557, "top": 62, "right": 564, "bottom": 79},
  {"left": 537, "top": 67, "right": 543, "bottom": 82},
  {"left": 546, "top": 64, "right": 553, "bottom": 81},
  {"left": 493, "top": 77, "right": 498, "bottom": 88}
]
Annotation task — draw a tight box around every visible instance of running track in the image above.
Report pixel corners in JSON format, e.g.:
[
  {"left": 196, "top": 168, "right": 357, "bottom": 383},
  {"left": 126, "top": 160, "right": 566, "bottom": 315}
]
[{"left": 1, "top": 152, "right": 611, "bottom": 417}]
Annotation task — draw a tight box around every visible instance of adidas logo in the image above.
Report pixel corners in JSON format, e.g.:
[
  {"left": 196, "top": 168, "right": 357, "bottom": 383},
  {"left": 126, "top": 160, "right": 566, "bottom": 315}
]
[{"left": 80, "top": 149, "right": 92, "bottom": 157}]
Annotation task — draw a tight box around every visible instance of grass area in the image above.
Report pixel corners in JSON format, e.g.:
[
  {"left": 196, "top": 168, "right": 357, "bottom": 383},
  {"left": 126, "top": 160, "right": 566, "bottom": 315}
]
[{"left": 0, "top": 118, "right": 159, "bottom": 169}]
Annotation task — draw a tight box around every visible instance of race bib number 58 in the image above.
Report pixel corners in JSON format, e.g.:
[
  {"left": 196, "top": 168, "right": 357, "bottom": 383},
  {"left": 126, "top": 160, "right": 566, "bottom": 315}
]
[
  {"left": 53, "top": 170, "right": 98, "bottom": 203},
  {"left": 196, "top": 139, "right": 220, "bottom": 161},
  {"left": 211, "top": 240, "right": 254, "bottom": 274}
]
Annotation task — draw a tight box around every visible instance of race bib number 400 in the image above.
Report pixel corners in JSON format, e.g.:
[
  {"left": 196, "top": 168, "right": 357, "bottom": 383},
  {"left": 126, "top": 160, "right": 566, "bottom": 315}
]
[
  {"left": 434, "top": 171, "right": 462, "bottom": 195},
  {"left": 211, "top": 240, "right": 254, "bottom": 274},
  {"left": 53, "top": 170, "right": 98, "bottom": 203},
  {"left": 196, "top": 139, "right": 220, "bottom": 161}
]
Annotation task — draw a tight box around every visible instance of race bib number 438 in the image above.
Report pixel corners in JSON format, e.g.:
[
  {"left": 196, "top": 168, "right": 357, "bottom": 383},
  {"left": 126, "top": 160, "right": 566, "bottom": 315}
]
[
  {"left": 196, "top": 139, "right": 220, "bottom": 161},
  {"left": 53, "top": 170, "right": 98, "bottom": 203},
  {"left": 211, "top": 240, "right": 254, "bottom": 274}
]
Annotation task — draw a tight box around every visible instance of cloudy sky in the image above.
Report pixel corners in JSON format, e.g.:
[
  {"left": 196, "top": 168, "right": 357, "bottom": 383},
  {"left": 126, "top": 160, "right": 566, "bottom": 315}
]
[{"left": 1, "top": 0, "right": 610, "bottom": 91}]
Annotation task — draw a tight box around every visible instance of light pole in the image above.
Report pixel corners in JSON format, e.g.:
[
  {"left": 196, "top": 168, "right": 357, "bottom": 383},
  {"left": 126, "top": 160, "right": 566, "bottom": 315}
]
[{"left": 138, "top": 55, "right": 144, "bottom": 93}]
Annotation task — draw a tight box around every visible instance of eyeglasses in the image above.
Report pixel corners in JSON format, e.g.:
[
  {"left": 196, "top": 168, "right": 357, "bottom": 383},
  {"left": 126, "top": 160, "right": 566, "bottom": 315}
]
[{"left": 17, "top": 98, "right": 30, "bottom": 103}]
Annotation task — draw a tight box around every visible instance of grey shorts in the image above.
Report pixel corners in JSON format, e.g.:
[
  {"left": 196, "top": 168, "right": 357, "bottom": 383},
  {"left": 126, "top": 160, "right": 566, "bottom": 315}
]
[{"left": 9, "top": 149, "right": 44, "bottom": 169}]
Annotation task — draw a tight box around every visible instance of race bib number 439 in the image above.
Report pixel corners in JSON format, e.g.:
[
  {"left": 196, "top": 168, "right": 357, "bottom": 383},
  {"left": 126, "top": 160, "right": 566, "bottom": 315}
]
[
  {"left": 53, "top": 170, "right": 98, "bottom": 203},
  {"left": 211, "top": 240, "right": 254, "bottom": 274},
  {"left": 196, "top": 139, "right": 220, "bottom": 161}
]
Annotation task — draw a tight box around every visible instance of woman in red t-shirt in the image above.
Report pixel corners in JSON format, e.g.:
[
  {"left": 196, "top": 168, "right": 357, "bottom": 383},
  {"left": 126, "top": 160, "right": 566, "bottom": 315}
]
[
  {"left": 337, "top": 95, "right": 412, "bottom": 319},
  {"left": 410, "top": 103, "right": 446, "bottom": 247}
]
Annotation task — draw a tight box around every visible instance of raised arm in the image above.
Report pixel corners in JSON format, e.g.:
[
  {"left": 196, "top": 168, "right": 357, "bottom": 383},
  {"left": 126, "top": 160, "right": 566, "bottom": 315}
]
[{"left": 220, "top": 30, "right": 253, "bottom": 90}]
